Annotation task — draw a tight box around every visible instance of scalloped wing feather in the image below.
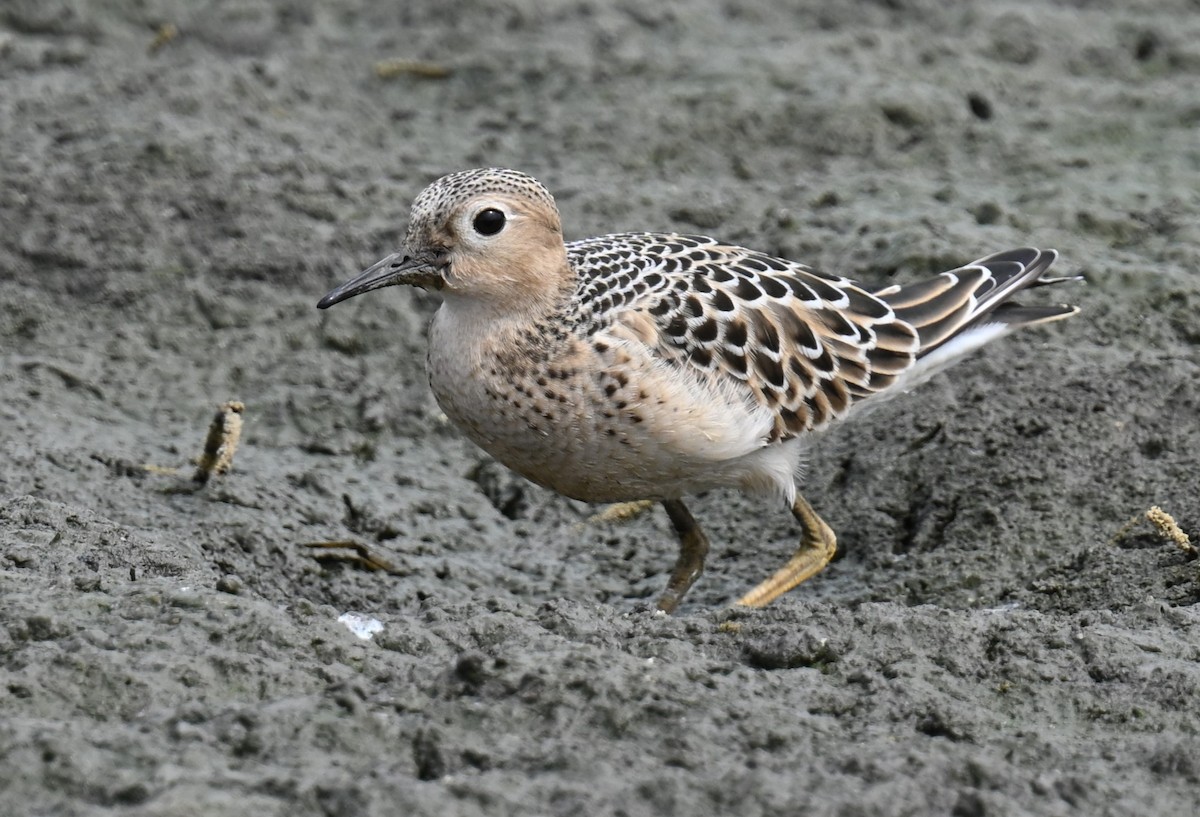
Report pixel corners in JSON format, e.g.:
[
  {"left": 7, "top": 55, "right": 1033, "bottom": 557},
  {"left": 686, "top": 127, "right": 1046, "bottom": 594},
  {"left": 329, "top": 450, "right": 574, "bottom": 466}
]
[{"left": 567, "top": 233, "right": 921, "bottom": 442}]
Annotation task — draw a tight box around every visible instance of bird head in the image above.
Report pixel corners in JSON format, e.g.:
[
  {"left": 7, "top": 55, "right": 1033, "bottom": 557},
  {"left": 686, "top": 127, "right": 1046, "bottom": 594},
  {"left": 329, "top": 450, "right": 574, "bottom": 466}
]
[{"left": 317, "top": 168, "right": 570, "bottom": 313}]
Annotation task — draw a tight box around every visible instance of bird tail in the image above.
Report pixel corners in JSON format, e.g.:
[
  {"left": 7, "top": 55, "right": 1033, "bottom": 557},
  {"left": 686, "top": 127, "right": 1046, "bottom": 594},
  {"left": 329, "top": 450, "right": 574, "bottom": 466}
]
[
  {"left": 868, "top": 247, "right": 1080, "bottom": 391},
  {"left": 874, "top": 248, "right": 1079, "bottom": 356}
]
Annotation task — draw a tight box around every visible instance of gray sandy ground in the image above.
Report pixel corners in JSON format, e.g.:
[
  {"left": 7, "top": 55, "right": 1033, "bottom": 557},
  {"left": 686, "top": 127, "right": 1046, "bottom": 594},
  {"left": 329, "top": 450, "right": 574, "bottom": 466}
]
[{"left": 2, "top": 1, "right": 1199, "bottom": 814}]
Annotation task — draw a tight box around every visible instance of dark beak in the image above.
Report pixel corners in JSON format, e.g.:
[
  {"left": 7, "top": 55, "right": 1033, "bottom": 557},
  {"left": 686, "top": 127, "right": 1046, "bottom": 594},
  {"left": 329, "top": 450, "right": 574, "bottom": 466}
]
[{"left": 317, "top": 250, "right": 445, "bottom": 309}]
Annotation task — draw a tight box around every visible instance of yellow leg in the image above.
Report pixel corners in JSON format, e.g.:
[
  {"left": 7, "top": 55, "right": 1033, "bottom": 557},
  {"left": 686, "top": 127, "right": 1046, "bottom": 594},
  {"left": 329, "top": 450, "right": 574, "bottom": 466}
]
[
  {"left": 579, "top": 499, "right": 656, "bottom": 528},
  {"left": 736, "top": 493, "right": 837, "bottom": 608},
  {"left": 656, "top": 499, "right": 711, "bottom": 614}
]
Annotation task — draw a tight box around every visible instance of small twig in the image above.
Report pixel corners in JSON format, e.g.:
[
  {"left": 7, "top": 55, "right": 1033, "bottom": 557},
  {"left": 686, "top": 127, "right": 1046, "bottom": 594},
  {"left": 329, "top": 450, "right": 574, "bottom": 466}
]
[
  {"left": 302, "top": 540, "right": 403, "bottom": 574},
  {"left": 374, "top": 59, "right": 452, "bottom": 80}
]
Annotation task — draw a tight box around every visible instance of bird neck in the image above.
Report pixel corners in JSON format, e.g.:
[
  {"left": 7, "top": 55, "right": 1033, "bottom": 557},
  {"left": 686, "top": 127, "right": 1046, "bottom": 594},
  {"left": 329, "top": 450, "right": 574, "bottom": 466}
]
[{"left": 430, "top": 286, "right": 577, "bottom": 386}]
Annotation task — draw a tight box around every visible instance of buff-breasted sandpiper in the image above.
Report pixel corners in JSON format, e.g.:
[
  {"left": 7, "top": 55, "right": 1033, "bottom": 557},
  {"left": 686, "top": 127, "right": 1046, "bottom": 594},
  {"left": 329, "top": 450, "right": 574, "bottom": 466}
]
[{"left": 318, "top": 168, "right": 1079, "bottom": 613}]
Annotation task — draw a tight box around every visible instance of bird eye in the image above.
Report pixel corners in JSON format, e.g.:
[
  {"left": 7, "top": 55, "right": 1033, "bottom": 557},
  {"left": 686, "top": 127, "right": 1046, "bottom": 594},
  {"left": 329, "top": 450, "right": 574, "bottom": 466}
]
[{"left": 472, "top": 208, "right": 506, "bottom": 236}]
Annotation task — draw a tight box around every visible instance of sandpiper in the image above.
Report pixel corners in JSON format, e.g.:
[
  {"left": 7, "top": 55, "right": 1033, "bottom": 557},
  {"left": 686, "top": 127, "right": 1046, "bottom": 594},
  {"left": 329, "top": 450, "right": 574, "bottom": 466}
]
[{"left": 318, "top": 168, "right": 1078, "bottom": 612}]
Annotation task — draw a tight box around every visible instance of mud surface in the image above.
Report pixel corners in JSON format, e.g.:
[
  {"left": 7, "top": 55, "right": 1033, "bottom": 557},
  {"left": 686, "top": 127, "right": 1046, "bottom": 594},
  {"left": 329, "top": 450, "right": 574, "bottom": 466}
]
[{"left": 2, "top": 1, "right": 1199, "bottom": 815}]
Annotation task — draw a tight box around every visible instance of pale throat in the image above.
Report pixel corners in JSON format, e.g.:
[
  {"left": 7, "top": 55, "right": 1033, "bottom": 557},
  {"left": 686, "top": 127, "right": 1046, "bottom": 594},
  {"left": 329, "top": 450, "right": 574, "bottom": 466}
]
[{"left": 430, "top": 282, "right": 577, "bottom": 378}]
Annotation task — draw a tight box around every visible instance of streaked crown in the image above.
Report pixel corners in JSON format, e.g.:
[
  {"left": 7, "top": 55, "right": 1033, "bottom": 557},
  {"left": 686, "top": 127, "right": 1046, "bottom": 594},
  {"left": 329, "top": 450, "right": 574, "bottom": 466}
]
[{"left": 404, "top": 167, "right": 560, "bottom": 248}]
